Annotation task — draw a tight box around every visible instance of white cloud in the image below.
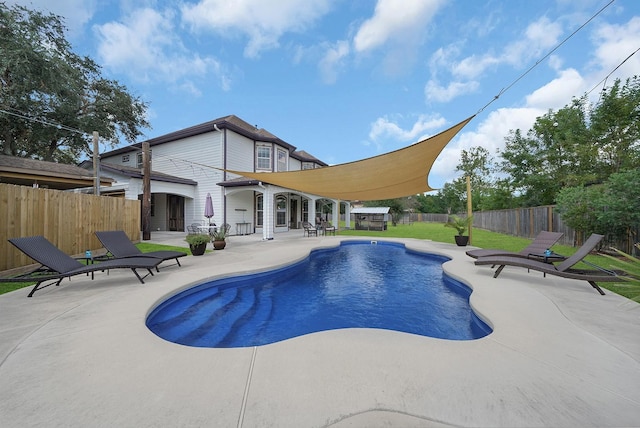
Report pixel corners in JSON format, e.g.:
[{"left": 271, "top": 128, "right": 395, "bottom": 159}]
[
  {"left": 94, "top": 8, "right": 231, "bottom": 92},
  {"left": 318, "top": 40, "right": 351, "bottom": 84},
  {"left": 525, "top": 68, "right": 585, "bottom": 108},
  {"left": 368, "top": 114, "right": 447, "bottom": 153},
  {"left": 590, "top": 16, "right": 640, "bottom": 82},
  {"left": 353, "top": 0, "right": 445, "bottom": 53},
  {"left": 180, "top": 0, "right": 333, "bottom": 58},
  {"left": 425, "top": 79, "right": 480, "bottom": 102}
]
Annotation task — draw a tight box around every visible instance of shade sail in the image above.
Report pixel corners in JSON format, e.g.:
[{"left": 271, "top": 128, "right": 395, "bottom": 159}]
[{"left": 225, "top": 115, "right": 474, "bottom": 201}]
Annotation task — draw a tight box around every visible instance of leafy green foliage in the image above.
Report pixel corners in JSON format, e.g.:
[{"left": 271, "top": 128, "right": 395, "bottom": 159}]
[
  {"left": 0, "top": 3, "right": 150, "bottom": 162},
  {"left": 556, "top": 169, "right": 640, "bottom": 242}
]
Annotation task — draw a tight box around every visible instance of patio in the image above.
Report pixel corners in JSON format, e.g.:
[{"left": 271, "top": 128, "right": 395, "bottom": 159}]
[{"left": 0, "top": 231, "right": 638, "bottom": 427}]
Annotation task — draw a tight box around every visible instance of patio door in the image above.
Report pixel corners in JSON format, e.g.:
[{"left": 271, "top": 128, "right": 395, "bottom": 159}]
[{"left": 168, "top": 195, "right": 184, "bottom": 231}]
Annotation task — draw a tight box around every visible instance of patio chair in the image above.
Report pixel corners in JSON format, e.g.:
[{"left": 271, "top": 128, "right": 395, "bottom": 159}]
[
  {"left": 95, "top": 230, "right": 187, "bottom": 271},
  {"left": 322, "top": 221, "right": 337, "bottom": 236},
  {"left": 466, "top": 231, "right": 564, "bottom": 259},
  {"left": 302, "top": 222, "right": 318, "bottom": 237},
  {"left": 474, "top": 234, "right": 624, "bottom": 295},
  {"left": 2, "top": 236, "right": 161, "bottom": 297},
  {"left": 187, "top": 223, "right": 201, "bottom": 234}
]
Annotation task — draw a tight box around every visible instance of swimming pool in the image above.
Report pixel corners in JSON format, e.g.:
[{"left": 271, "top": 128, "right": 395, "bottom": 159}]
[{"left": 147, "top": 241, "right": 492, "bottom": 347}]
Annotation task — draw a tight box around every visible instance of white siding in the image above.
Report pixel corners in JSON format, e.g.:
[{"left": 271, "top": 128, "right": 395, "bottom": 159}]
[{"left": 289, "top": 157, "right": 302, "bottom": 171}]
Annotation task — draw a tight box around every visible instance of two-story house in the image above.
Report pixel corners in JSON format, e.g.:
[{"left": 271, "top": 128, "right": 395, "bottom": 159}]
[{"left": 92, "top": 115, "right": 345, "bottom": 240}]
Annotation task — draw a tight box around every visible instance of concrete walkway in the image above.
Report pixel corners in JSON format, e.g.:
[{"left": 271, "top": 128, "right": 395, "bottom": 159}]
[{"left": 1, "top": 232, "right": 639, "bottom": 427}]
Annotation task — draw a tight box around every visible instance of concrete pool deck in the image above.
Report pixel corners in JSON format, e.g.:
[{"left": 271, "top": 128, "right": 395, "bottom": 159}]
[{"left": 0, "top": 231, "right": 639, "bottom": 427}]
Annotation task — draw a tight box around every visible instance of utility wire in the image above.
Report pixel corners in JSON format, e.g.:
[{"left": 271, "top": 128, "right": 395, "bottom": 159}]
[
  {"left": 0, "top": 107, "right": 87, "bottom": 135},
  {"left": 476, "top": 0, "right": 616, "bottom": 115},
  {"left": 587, "top": 46, "right": 640, "bottom": 100}
]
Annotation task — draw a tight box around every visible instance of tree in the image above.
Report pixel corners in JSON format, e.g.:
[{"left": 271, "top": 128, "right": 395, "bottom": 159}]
[
  {"left": 0, "top": 3, "right": 150, "bottom": 162},
  {"left": 499, "top": 77, "right": 640, "bottom": 207},
  {"left": 590, "top": 77, "right": 640, "bottom": 178},
  {"left": 556, "top": 169, "right": 640, "bottom": 244}
]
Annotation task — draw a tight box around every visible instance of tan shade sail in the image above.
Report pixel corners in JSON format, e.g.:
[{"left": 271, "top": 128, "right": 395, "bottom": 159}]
[{"left": 225, "top": 115, "right": 474, "bottom": 201}]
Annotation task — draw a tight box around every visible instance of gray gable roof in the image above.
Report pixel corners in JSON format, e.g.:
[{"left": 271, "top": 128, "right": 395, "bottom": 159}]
[
  {"left": 100, "top": 114, "right": 327, "bottom": 167},
  {"left": 0, "top": 154, "right": 97, "bottom": 178}
]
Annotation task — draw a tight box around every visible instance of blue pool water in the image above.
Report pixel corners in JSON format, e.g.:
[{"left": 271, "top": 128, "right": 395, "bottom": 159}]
[{"left": 147, "top": 241, "right": 492, "bottom": 348}]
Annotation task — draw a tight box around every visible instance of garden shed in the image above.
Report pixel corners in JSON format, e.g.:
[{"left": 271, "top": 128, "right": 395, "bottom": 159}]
[{"left": 351, "top": 207, "right": 390, "bottom": 231}]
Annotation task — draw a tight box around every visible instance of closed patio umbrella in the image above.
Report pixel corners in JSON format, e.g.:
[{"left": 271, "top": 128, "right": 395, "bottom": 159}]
[{"left": 204, "top": 193, "right": 214, "bottom": 225}]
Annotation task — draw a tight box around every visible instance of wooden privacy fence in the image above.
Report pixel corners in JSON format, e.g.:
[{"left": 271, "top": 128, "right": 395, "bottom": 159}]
[{"left": 0, "top": 183, "right": 140, "bottom": 272}]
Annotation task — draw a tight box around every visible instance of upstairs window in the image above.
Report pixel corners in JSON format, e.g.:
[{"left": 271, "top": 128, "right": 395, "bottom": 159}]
[
  {"left": 137, "top": 151, "right": 151, "bottom": 168},
  {"left": 277, "top": 148, "right": 288, "bottom": 172},
  {"left": 302, "top": 162, "right": 315, "bottom": 170},
  {"left": 256, "top": 144, "right": 271, "bottom": 171}
]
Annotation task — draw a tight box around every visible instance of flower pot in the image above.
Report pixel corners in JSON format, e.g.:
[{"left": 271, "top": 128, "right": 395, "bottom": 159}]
[
  {"left": 189, "top": 243, "right": 207, "bottom": 256},
  {"left": 454, "top": 235, "right": 469, "bottom": 247},
  {"left": 213, "top": 239, "right": 226, "bottom": 250}
]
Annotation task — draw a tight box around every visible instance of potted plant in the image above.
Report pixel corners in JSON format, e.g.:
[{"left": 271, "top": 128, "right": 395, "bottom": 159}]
[
  {"left": 211, "top": 227, "right": 227, "bottom": 250},
  {"left": 185, "top": 233, "right": 209, "bottom": 256},
  {"left": 444, "top": 215, "right": 473, "bottom": 246}
]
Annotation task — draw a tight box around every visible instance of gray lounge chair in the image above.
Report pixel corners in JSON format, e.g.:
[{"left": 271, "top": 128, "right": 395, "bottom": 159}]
[
  {"left": 1, "top": 236, "right": 161, "bottom": 297},
  {"left": 474, "top": 233, "right": 622, "bottom": 295},
  {"left": 95, "top": 230, "right": 187, "bottom": 271},
  {"left": 466, "top": 230, "right": 564, "bottom": 259}
]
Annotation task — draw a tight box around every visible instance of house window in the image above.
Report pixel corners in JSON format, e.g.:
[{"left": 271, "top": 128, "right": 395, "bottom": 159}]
[
  {"left": 137, "top": 151, "right": 151, "bottom": 168},
  {"left": 276, "top": 195, "right": 287, "bottom": 227},
  {"left": 277, "top": 148, "right": 287, "bottom": 172},
  {"left": 122, "top": 154, "right": 130, "bottom": 163},
  {"left": 255, "top": 194, "right": 263, "bottom": 227},
  {"left": 302, "top": 162, "right": 314, "bottom": 170},
  {"left": 302, "top": 199, "right": 309, "bottom": 222},
  {"left": 256, "top": 144, "right": 271, "bottom": 171}
]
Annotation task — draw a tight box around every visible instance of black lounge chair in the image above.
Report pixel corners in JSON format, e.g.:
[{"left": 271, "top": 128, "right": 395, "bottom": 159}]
[
  {"left": 466, "top": 231, "right": 564, "bottom": 259},
  {"left": 95, "top": 230, "right": 187, "bottom": 271},
  {"left": 2, "top": 236, "right": 161, "bottom": 297},
  {"left": 474, "top": 233, "right": 622, "bottom": 295}
]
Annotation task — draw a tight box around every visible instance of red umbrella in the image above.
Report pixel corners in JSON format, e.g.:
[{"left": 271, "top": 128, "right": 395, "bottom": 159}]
[{"left": 204, "top": 193, "right": 214, "bottom": 225}]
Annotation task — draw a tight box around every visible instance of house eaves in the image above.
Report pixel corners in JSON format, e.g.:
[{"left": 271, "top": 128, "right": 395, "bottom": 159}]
[{"left": 95, "top": 162, "right": 198, "bottom": 186}]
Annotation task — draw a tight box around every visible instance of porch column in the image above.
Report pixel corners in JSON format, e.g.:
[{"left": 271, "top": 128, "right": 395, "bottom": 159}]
[
  {"left": 308, "top": 198, "right": 316, "bottom": 226},
  {"left": 262, "top": 186, "right": 274, "bottom": 240},
  {"left": 344, "top": 202, "right": 351, "bottom": 229},
  {"left": 331, "top": 200, "right": 339, "bottom": 228}
]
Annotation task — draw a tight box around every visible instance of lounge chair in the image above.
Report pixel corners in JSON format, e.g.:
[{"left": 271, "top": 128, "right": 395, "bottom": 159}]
[
  {"left": 2, "top": 236, "right": 161, "bottom": 297},
  {"left": 474, "top": 233, "right": 622, "bottom": 295},
  {"left": 466, "top": 231, "right": 564, "bottom": 259},
  {"left": 95, "top": 230, "right": 187, "bottom": 270},
  {"left": 302, "top": 222, "right": 318, "bottom": 237}
]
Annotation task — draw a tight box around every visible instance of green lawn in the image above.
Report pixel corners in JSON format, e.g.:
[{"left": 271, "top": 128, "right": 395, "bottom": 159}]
[{"left": 2, "top": 224, "right": 639, "bottom": 302}]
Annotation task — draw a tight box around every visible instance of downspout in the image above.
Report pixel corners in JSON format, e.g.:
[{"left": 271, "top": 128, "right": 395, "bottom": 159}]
[{"left": 213, "top": 123, "right": 225, "bottom": 226}]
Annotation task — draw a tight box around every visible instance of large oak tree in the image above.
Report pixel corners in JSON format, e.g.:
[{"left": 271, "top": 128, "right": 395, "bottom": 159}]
[{"left": 0, "top": 2, "right": 150, "bottom": 162}]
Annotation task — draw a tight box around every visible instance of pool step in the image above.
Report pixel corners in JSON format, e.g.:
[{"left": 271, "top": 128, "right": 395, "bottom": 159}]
[
  {"left": 151, "top": 287, "right": 238, "bottom": 344},
  {"left": 187, "top": 287, "right": 257, "bottom": 347},
  {"left": 216, "top": 285, "right": 274, "bottom": 347}
]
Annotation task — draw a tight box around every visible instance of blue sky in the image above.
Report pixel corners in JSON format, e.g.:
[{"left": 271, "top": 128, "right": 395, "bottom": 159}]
[{"left": 11, "top": 0, "right": 640, "bottom": 191}]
